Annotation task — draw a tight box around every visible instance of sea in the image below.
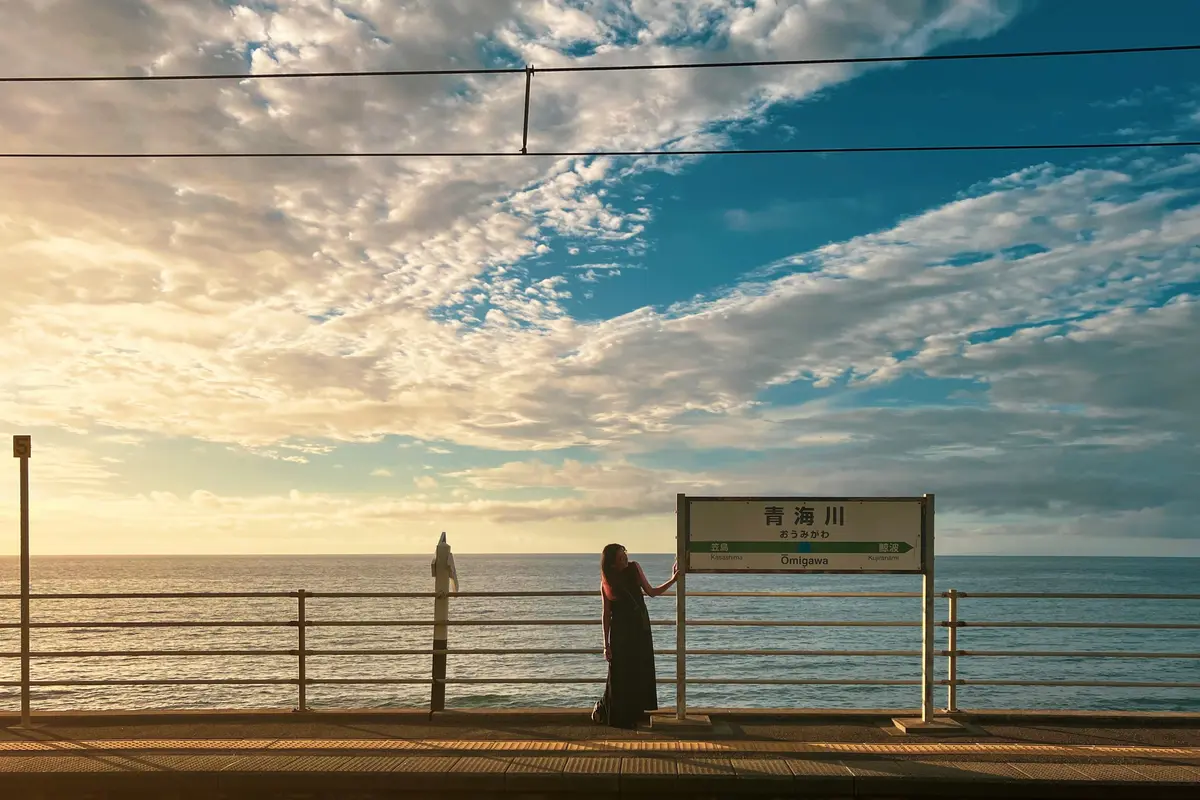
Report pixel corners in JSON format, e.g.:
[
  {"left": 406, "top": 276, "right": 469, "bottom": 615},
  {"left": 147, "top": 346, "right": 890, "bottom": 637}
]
[{"left": 0, "top": 555, "right": 1196, "bottom": 714}]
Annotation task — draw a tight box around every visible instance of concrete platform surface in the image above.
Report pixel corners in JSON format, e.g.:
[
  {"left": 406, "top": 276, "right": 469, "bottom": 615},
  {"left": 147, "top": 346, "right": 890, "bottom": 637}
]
[
  {"left": 1, "top": 711, "right": 1197, "bottom": 799},
  {"left": 4, "top": 708, "right": 1200, "bottom": 747}
]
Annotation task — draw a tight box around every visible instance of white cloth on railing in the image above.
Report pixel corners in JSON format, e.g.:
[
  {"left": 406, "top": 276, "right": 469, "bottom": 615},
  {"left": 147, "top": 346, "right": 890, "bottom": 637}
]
[
  {"left": 448, "top": 551, "right": 459, "bottom": 594},
  {"left": 433, "top": 532, "right": 459, "bottom": 593}
]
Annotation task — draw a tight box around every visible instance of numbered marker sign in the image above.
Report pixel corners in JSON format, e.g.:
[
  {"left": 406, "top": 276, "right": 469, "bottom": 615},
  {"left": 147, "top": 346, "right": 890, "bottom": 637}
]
[
  {"left": 12, "top": 436, "right": 31, "bottom": 459},
  {"left": 684, "top": 496, "right": 927, "bottom": 574}
]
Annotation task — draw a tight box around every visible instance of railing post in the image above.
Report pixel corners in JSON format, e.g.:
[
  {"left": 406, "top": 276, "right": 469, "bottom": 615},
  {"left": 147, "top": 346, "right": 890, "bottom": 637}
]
[
  {"left": 430, "top": 533, "right": 451, "bottom": 714},
  {"left": 13, "top": 435, "right": 32, "bottom": 729},
  {"left": 296, "top": 590, "right": 308, "bottom": 712},
  {"left": 946, "top": 588, "right": 959, "bottom": 713},
  {"left": 675, "top": 493, "right": 687, "bottom": 720},
  {"left": 921, "top": 493, "right": 935, "bottom": 724}
]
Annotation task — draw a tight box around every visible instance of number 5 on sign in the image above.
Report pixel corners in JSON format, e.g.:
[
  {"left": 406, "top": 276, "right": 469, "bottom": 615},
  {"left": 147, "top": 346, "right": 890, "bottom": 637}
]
[{"left": 12, "top": 436, "right": 31, "bottom": 458}]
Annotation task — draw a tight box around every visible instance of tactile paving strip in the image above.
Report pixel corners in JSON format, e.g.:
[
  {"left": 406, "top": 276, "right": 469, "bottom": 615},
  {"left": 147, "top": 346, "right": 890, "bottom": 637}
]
[
  {"left": 0, "top": 740, "right": 85, "bottom": 751},
  {"left": 1, "top": 738, "right": 1198, "bottom": 760},
  {"left": 269, "top": 738, "right": 444, "bottom": 751}
]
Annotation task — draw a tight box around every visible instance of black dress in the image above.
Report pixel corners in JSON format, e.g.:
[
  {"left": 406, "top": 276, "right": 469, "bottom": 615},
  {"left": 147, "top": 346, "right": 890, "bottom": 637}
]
[{"left": 602, "top": 564, "right": 659, "bottom": 728}]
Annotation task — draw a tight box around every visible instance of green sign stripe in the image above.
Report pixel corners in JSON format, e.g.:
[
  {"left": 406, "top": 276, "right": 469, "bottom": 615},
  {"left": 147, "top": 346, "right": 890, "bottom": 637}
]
[{"left": 691, "top": 541, "right": 914, "bottom": 554}]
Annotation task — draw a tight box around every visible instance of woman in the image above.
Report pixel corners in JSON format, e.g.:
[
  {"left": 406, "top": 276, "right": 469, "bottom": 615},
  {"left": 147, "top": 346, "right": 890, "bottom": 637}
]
[{"left": 595, "top": 544, "right": 679, "bottom": 728}]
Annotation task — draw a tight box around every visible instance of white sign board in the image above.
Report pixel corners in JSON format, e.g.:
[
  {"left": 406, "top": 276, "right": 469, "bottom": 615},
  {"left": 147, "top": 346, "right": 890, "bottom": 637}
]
[{"left": 684, "top": 496, "right": 928, "bottom": 574}]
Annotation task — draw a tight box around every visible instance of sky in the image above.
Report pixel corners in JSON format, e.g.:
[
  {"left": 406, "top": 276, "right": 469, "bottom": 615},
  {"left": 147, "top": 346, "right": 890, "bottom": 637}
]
[{"left": 0, "top": 0, "right": 1198, "bottom": 557}]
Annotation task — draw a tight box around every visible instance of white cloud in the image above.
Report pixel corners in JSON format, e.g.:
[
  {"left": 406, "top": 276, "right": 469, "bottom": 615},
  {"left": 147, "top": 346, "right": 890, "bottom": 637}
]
[
  {"left": 0, "top": 1, "right": 1020, "bottom": 452},
  {"left": 2, "top": 153, "right": 1196, "bottom": 458},
  {"left": 370, "top": 467, "right": 393, "bottom": 478},
  {"left": 452, "top": 458, "right": 711, "bottom": 493},
  {"left": 96, "top": 433, "right": 146, "bottom": 447},
  {"left": 940, "top": 297, "right": 1199, "bottom": 424},
  {"left": 20, "top": 443, "right": 122, "bottom": 494}
]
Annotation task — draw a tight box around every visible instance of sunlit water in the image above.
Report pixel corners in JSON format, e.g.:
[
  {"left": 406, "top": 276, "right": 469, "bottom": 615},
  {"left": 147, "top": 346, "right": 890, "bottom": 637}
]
[{"left": 0, "top": 555, "right": 1196, "bottom": 713}]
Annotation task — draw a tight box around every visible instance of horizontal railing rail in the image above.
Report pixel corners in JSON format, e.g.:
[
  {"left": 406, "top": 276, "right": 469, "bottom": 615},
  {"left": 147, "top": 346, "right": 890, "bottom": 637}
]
[
  {"left": 441, "top": 590, "right": 921, "bottom": 598},
  {"left": 0, "top": 590, "right": 923, "bottom": 600},
  {"left": 946, "top": 592, "right": 1200, "bottom": 600},
  {"left": 2, "top": 582, "right": 1196, "bottom": 716},
  {"left": 955, "top": 650, "right": 1200, "bottom": 658},
  {"left": 0, "top": 647, "right": 921, "bottom": 658},
  {"left": 951, "top": 621, "right": 1200, "bottom": 629},
  {"left": 0, "top": 621, "right": 295, "bottom": 629},
  {"left": 950, "top": 679, "right": 1200, "bottom": 688},
  {"left": 1, "top": 618, "right": 924, "bottom": 629},
  {"left": 940, "top": 587, "right": 1200, "bottom": 713},
  {"left": 0, "top": 649, "right": 300, "bottom": 658},
  {"left": 0, "top": 592, "right": 300, "bottom": 600}
]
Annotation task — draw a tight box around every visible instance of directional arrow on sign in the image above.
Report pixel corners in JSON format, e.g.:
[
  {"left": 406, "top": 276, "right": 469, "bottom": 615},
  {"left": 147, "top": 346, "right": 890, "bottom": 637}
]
[{"left": 691, "top": 541, "right": 914, "bottom": 554}]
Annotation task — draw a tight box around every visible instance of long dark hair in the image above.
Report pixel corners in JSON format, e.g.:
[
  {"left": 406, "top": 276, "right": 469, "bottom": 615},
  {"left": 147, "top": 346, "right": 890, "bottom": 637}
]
[{"left": 600, "top": 543, "right": 624, "bottom": 598}]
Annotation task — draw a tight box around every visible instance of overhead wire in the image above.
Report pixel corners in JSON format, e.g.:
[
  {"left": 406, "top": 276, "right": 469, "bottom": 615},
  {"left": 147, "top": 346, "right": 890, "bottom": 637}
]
[
  {"left": 1, "top": 43, "right": 1196, "bottom": 159},
  {"left": 1, "top": 141, "right": 1196, "bottom": 159},
  {"left": 0, "top": 43, "right": 1197, "bottom": 83}
]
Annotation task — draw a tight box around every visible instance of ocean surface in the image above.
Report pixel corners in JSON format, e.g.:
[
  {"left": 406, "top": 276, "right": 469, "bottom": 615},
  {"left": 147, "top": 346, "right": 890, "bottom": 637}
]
[{"left": 0, "top": 555, "right": 1196, "bottom": 714}]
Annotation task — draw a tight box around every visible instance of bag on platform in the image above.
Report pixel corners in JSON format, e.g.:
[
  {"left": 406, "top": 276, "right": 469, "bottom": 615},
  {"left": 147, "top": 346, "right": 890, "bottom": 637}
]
[{"left": 591, "top": 696, "right": 609, "bottom": 725}]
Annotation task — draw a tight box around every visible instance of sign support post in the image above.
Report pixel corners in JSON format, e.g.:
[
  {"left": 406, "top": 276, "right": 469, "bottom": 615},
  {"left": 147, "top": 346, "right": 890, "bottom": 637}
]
[
  {"left": 921, "top": 493, "right": 935, "bottom": 723},
  {"left": 13, "top": 435, "right": 32, "bottom": 729},
  {"left": 894, "top": 493, "right": 960, "bottom": 733},
  {"left": 675, "top": 493, "right": 687, "bottom": 721},
  {"left": 652, "top": 495, "right": 709, "bottom": 729}
]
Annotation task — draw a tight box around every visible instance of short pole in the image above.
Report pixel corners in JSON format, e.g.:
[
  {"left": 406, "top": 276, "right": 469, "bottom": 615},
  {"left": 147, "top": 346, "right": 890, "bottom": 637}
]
[
  {"left": 430, "top": 534, "right": 450, "bottom": 714},
  {"left": 296, "top": 590, "right": 308, "bottom": 712},
  {"left": 946, "top": 588, "right": 958, "bottom": 713},
  {"left": 13, "top": 435, "right": 32, "bottom": 729},
  {"left": 520, "top": 64, "right": 535, "bottom": 154},
  {"left": 921, "top": 493, "right": 936, "bottom": 724},
  {"left": 675, "top": 493, "right": 687, "bottom": 720}
]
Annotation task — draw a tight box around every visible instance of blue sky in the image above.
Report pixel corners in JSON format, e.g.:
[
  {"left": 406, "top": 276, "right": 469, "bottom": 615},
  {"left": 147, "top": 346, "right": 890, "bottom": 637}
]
[{"left": 0, "top": 0, "right": 1197, "bottom": 556}]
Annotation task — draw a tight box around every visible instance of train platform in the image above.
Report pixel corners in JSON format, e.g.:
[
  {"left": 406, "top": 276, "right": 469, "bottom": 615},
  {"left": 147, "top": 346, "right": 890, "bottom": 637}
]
[{"left": 2, "top": 708, "right": 1199, "bottom": 798}]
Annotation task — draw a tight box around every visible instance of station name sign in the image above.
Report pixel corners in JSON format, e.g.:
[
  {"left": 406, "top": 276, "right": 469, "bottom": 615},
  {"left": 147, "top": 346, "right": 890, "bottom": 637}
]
[{"left": 682, "top": 496, "right": 929, "bottom": 575}]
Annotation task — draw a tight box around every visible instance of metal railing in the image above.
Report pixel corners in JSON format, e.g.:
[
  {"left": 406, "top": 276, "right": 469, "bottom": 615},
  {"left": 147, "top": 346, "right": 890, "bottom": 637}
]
[
  {"left": 0, "top": 589, "right": 441, "bottom": 701},
  {"left": 942, "top": 588, "right": 1200, "bottom": 712},
  {"left": 2, "top": 560, "right": 1198, "bottom": 720},
  {"left": 0, "top": 587, "right": 924, "bottom": 710}
]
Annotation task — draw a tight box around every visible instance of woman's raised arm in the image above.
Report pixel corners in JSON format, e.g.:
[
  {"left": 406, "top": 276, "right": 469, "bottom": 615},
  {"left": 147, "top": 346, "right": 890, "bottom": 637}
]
[
  {"left": 601, "top": 589, "right": 612, "bottom": 661},
  {"left": 633, "top": 561, "right": 679, "bottom": 598}
]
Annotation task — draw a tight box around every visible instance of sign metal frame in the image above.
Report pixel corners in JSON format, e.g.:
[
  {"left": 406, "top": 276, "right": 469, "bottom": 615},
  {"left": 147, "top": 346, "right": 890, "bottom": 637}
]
[
  {"left": 681, "top": 495, "right": 930, "bottom": 576},
  {"left": 673, "top": 492, "right": 938, "bottom": 726}
]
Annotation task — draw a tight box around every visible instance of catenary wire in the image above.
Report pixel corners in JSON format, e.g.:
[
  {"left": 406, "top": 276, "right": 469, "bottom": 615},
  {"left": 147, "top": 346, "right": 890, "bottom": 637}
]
[
  {"left": 1, "top": 44, "right": 1198, "bottom": 83},
  {"left": 1, "top": 141, "right": 1196, "bottom": 159}
]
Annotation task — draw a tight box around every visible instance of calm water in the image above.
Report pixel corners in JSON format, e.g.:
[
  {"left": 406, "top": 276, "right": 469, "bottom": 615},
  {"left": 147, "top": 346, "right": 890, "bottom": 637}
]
[{"left": 0, "top": 555, "right": 1196, "bottom": 713}]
